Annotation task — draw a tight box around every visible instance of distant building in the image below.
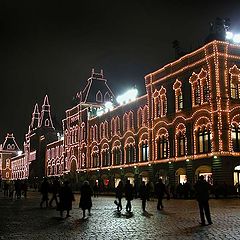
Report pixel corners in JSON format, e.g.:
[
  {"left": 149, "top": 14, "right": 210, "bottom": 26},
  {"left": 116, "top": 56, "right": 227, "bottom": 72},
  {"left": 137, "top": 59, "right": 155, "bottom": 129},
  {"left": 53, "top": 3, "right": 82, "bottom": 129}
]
[
  {"left": 0, "top": 133, "right": 20, "bottom": 181},
  {"left": 11, "top": 95, "right": 58, "bottom": 182}
]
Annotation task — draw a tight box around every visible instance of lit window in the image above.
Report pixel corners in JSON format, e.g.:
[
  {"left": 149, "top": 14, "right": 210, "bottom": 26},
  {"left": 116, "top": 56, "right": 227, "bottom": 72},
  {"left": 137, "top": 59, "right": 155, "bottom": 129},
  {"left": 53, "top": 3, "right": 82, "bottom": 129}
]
[
  {"left": 197, "top": 128, "right": 211, "bottom": 153},
  {"left": 126, "top": 145, "right": 135, "bottom": 164},
  {"left": 178, "top": 93, "right": 183, "bottom": 111},
  {"left": 231, "top": 83, "right": 239, "bottom": 99},
  {"left": 178, "top": 133, "right": 186, "bottom": 156},
  {"left": 232, "top": 125, "right": 240, "bottom": 152},
  {"left": 141, "top": 143, "right": 149, "bottom": 162},
  {"left": 157, "top": 136, "right": 168, "bottom": 159},
  {"left": 113, "top": 148, "right": 121, "bottom": 165},
  {"left": 194, "top": 82, "right": 201, "bottom": 105},
  {"left": 203, "top": 84, "right": 209, "bottom": 102}
]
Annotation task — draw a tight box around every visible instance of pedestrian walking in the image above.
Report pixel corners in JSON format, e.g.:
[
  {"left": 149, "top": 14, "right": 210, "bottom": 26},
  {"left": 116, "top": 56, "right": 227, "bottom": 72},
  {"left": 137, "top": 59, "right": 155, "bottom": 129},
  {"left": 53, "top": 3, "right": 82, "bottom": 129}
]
[
  {"left": 49, "top": 177, "right": 60, "bottom": 208},
  {"left": 138, "top": 181, "right": 149, "bottom": 212},
  {"left": 125, "top": 180, "right": 134, "bottom": 213},
  {"left": 40, "top": 178, "right": 49, "bottom": 208},
  {"left": 9, "top": 181, "right": 14, "bottom": 200},
  {"left": 58, "top": 180, "right": 74, "bottom": 218},
  {"left": 79, "top": 181, "right": 93, "bottom": 219},
  {"left": 155, "top": 178, "right": 170, "bottom": 210},
  {"left": 15, "top": 179, "right": 21, "bottom": 199},
  {"left": 115, "top": 180, "right": 124, "bottom": 212},
  {"left": 93, "top": 182, "right": 99, "bottom": 197},
  {"left": 194, "top": 175, "right": 213, "bottom": 226}
]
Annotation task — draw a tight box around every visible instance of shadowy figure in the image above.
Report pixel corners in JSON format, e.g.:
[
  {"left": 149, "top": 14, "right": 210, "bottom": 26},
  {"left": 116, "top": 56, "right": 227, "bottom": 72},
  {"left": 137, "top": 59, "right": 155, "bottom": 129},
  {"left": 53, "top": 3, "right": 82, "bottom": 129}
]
[
  {"left": 79, "top": 181, "right": 93, "bottom": 219},
  {"left": 115, "top": 180, "right": 124, "bottom": 212},
  {"left": 93, "top": 182, "right": 99, "bottom": 197},
  {"left": 155, "top": 179, "right": 170, "bottom": 210},
  {"left": 139, "top": 181, "right": 149, "bottom": 212},
  {"left": 40, "top": 178, "right": 49, "bottom": 208},
  {"left": 49, "top": 177, "right": 60, "bottom": 208},
  {"left": 21, "top": 180, "right": 28, "bottom": 198},
  {"left": 125, "top": 180, "right": 134, "bottom": 213},
  {"left": 15, "top": 179, "right": 21, "bottom": 199},
  {"left": 3, "top": 181, "right": 9, "bottom": 197},
  {"left": 58, "top": 180, "right": 74, "bottom": 218},
  {"left": 194, "top": 175, "right": 212, "bottom": 226}
]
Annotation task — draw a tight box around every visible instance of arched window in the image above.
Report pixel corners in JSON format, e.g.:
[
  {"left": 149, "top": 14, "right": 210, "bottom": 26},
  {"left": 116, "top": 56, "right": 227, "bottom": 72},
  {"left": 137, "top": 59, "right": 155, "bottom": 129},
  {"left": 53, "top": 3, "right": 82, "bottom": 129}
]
[
  {"left": 113, "top": 147, "right": 121, "bottom": 165},
  {"left": 141, "top": 142, "right": 149, "bottom": 162},
  {"left": 194, "top": 80, "right": 201, "bottom": 105},
  {"left": 157, "top": 136, "right": 168, "bottom": 159},
  {"left": 137, "top": 108, "right": 143, "bottom": 128},
  {"left": 123, "top": 114, "right": 128, "bottom": 131},
  {"left": 102, "top": 149, "right": 111, "bottom": 167},
  {"left": 129, "top": 112, "right": 134, "bottom": 130},
  {"left": 96, "top": 91, "right": 103, "bottom": 102},
  {"left": 229, "top": 65, "right": 240, "bottom": 99},
  {"left": 126, "top": 144, "right": 135, "bottom": 164},
  {"left": 111, "top": 118, "right": 115, "bottom": 135},
  {"left": 92, "top": 152, "right": 100, "bottom": 168},
  {"left": 178, "top": 132, "right": 186, "bottom": 156},
  {"left": 45, "top": 119, "right": 50, "bottom": 127},
  {"left": 203, "top": 83, "right": 209, "bottom": 102},
  {"left": 197, "top": 128, "right": 211, "bottom": 153},
  {"left": 104, "top": 92, "right": 111, "bottom": 102},
  {"left": 232, "top": 125, "right": 240, "bottom": 152}
]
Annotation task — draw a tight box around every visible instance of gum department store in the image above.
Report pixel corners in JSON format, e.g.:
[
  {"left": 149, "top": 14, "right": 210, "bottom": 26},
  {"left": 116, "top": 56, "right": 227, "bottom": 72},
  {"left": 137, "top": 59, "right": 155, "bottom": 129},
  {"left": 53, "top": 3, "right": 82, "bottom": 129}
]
[{"left": 2, "top": 39, "right": 240, "bottom": 192}]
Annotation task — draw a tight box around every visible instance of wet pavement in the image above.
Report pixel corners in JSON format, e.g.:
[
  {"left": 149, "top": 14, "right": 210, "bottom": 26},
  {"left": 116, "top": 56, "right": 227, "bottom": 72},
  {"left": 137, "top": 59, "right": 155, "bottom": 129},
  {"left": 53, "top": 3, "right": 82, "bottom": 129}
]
[{"left": 0, "top": 191, "right": 240, "bottom": 240}]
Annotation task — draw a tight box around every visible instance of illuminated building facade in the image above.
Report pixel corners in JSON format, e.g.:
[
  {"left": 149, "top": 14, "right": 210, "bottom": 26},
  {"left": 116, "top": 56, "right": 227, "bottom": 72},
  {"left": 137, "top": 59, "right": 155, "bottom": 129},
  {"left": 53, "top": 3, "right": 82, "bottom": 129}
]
[
  {"left": 12, "top": 40, "right": 240, "bottom": 191},
  {"left": 0, "top": 134, "right": 20, "bottom": 181}
]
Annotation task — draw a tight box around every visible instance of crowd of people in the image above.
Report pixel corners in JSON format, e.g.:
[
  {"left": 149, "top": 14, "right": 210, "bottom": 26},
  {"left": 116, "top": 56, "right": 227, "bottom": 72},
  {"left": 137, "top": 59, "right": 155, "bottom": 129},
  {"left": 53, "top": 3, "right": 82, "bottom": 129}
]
[
  {"left": 1, "top": 176, "right": 231, "bottom": 226},
  {"left": 37, "top": 176, "right": 213, "bottom": 226},
  {"left": 1, "top": 179, "right": 28, "bottom": 199}
]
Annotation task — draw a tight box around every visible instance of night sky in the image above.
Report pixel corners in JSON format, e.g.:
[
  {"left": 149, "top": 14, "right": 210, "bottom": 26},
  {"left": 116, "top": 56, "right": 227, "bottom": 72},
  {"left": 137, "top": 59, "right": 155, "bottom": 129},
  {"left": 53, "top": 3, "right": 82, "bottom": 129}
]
[{"left": 1, "top": 0, "right": 240, "bottom": 146}]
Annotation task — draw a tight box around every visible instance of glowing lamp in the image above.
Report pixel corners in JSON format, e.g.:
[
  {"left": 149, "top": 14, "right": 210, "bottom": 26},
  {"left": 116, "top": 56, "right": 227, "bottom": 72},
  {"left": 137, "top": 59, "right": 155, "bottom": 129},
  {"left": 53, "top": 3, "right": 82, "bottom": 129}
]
[
  {"left": 226, "top": 31, "right": 233, "bottom": 40},
  {"left": 233, "top": 34, "right": 240, "bottom": 43},
  {"left": 17, "top": 151, "right": 23, "bottom": 156},
  {"left": 105, "top": 101, "right": 114, "bottom": 111},
  {"left": 116, "top": 88, "right": 138, "bottom": 105}
]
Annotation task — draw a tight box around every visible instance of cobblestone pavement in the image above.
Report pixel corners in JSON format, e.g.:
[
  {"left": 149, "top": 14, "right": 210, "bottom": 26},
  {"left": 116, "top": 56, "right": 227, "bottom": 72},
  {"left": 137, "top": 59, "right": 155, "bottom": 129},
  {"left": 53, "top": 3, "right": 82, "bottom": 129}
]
[{"left": 0, "top": 191, "right": 240, "bottom": 240}]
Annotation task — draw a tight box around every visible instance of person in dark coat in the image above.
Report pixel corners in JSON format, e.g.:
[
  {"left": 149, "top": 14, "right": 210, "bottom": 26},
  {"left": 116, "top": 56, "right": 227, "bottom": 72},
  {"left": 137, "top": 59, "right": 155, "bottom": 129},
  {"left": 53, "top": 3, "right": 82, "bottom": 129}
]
[
  {"left": 115, "top": 180, "right": 124, "bottom": 212},
  {"left": 155, "top": 178, "right": 169, "bottom": 210},
  {"left": 40, "top": 178, "right": 49, "bottom": 208},
  {"left": 79, "top": 181, "right": 93, "bottom": 219},
  {"left": 138, "top": 181, "right": 149, "bottom": 212},
  {"left": 49, "top": 177, "right": 60, "bottom": 207},
  {"left": 125, "top": 180, "right": 134, "bottom": 213},
  {"left": 58, "top": 181, "right": 74, "bottom": 218},
  {"left": 194, "top": 175, "right": 212, "bottom": 226}
]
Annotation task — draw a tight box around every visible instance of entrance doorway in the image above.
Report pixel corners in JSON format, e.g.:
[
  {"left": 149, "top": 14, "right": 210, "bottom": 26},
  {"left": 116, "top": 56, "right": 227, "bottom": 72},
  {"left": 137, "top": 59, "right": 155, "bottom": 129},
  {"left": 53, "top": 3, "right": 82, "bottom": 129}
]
[
  {"left": 234, "top": 165, "right": 240, "bottom": 186},
  {"left": 195, "top": 165, "right": 213, "bottom": 185}
]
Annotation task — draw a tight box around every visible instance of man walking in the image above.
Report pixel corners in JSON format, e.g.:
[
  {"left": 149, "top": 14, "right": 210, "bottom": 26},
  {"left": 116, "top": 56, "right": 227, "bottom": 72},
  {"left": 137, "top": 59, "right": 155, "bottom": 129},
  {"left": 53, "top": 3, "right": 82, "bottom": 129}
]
[
  {"left": 155, "top": 178, "right": 169, "bottom": 210},
  {"left": 194, "top": 175, "right": 213, "bottom": 226},
  {"left": 125, "top": 180, "right": 134, "bottom": 213}
]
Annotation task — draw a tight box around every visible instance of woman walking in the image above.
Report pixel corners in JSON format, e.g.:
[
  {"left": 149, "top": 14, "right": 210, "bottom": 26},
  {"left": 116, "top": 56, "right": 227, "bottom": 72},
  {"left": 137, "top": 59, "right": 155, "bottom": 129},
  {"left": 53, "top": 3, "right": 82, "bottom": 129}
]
[
  {"left": 79, "top": 181, "right": 93, "bottom": 219},
  {"left": 58, "top": 181, "right": 74, "bottom": 218},
  {"left": 115, "top": 181, "right": 124, "bottom": 212}
]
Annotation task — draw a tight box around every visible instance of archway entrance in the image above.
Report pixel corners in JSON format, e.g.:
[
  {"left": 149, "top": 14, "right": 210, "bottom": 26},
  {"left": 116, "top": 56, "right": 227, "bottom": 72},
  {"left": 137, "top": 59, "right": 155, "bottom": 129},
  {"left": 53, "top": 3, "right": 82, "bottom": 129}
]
[
  {"left": 175, "top": 168, "right": 187, "bottom": 184},
  {"left": 195, "top": 165, "right": 212, "bottom": 184},
  {"left": 234, "top": 165, "right": 240, "bottom": 186},
  {"left": 69, "top": 158, "right": 78, "bottom": 190}
]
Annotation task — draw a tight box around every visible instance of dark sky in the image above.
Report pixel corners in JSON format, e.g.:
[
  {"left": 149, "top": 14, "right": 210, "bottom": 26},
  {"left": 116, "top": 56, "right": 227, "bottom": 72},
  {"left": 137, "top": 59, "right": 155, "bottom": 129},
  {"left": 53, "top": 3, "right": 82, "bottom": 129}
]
[{"left": 1, "top": 0, "right": 240, "bottom": 146}]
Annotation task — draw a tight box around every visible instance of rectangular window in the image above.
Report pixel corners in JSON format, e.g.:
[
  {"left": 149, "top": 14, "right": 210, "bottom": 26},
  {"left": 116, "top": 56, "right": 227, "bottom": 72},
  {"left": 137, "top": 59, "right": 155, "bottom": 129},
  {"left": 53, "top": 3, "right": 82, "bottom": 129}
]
[
  {"left": 203, "top": 84, "right": 209, "bottom": 102},
  {"left": 178, "top": 94, "right": 183, "bottom": 110}
]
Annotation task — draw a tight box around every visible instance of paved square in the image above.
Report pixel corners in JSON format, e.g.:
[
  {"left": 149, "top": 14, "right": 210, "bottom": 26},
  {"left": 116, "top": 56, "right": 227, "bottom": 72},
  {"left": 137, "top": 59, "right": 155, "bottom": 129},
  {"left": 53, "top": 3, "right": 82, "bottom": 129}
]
[{"left": 0, "top": 192, "right": 240, "bottom": 240}]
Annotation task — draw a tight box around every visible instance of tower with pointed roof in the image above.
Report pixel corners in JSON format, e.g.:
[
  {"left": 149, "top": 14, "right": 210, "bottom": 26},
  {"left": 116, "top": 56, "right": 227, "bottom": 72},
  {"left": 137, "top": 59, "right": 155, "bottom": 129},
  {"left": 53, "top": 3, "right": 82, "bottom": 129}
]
[{"left": 25, "top": 95, "right": 58, "bottom": 180}]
